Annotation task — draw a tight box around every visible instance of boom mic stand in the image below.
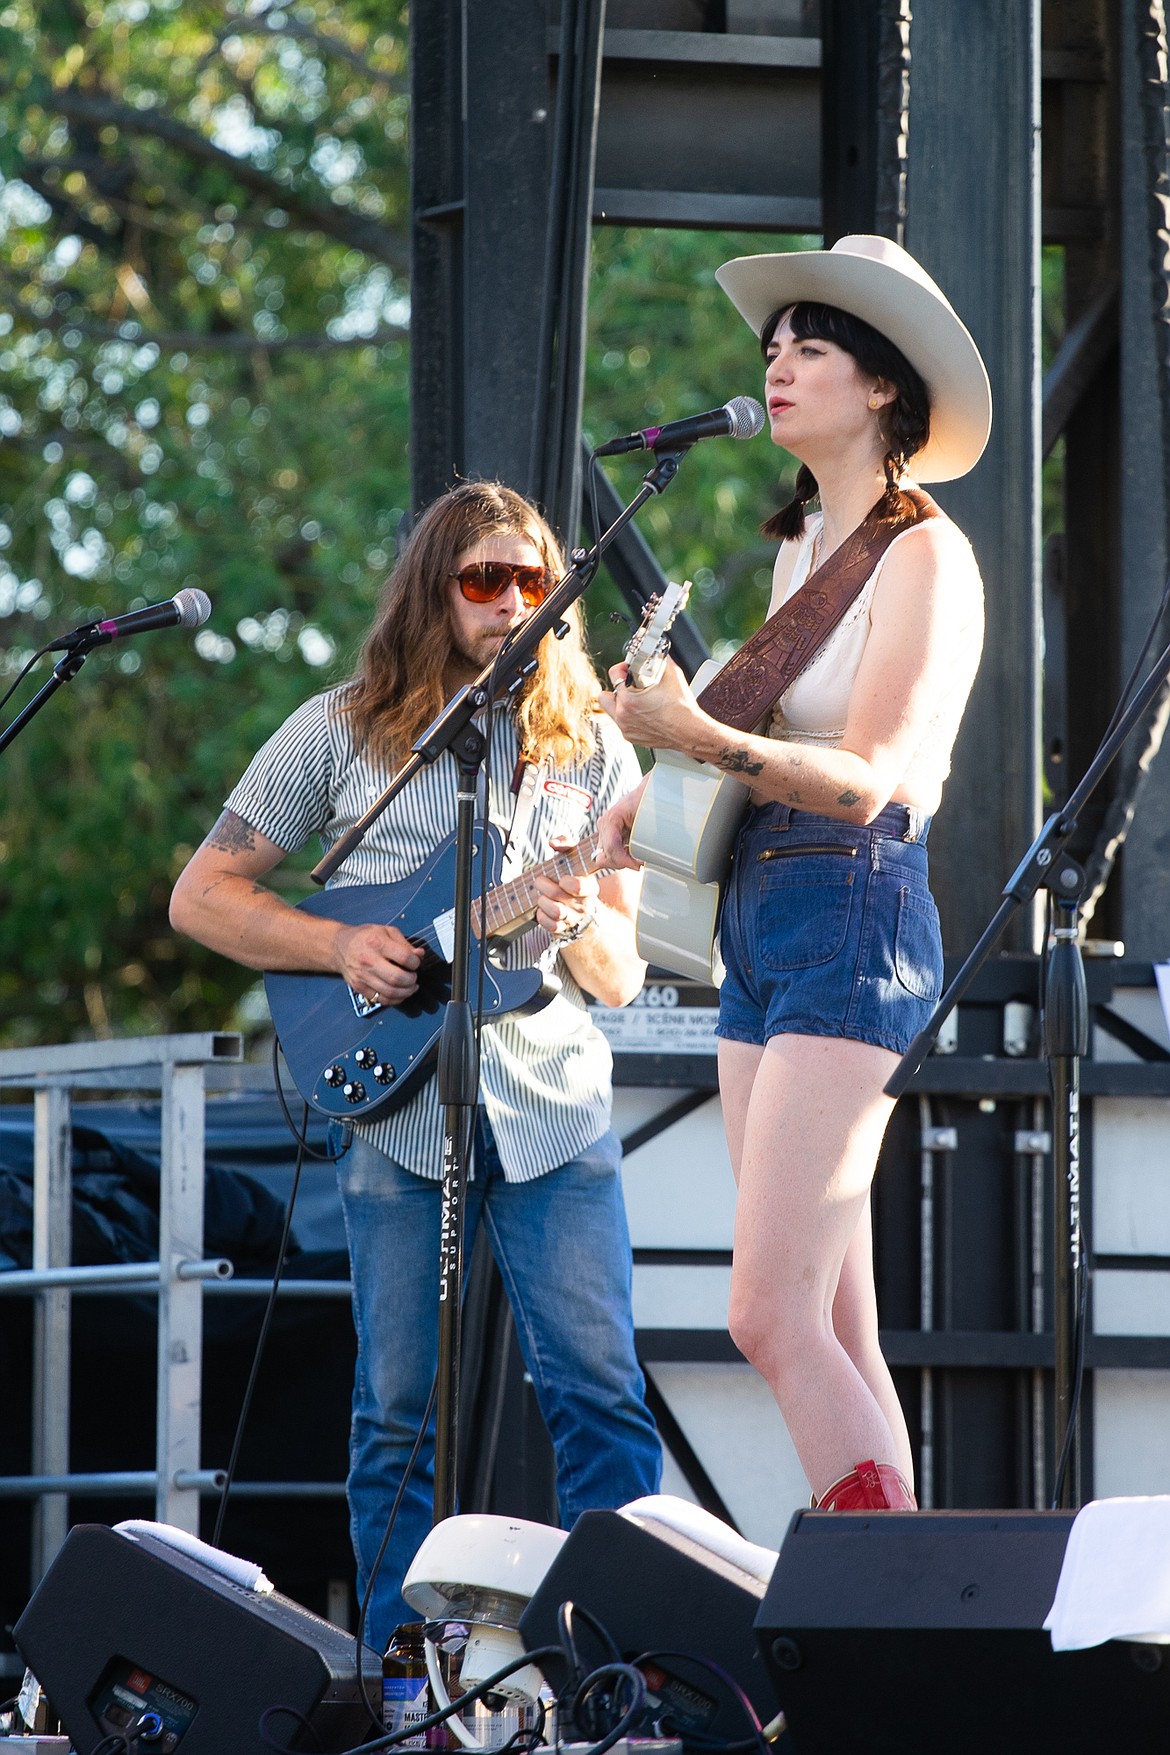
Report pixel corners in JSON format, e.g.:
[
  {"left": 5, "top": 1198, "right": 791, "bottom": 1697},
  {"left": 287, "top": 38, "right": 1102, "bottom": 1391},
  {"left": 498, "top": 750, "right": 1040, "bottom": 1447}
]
[
  {"left": 885, "top": 631, "right": 1170, "bottom": 1509},
  {"left": 311, "top": 448, "right": 689, "bottom": 1527},
  {"left": 0, "top": 634, "right": 102, "bottom": 755}
]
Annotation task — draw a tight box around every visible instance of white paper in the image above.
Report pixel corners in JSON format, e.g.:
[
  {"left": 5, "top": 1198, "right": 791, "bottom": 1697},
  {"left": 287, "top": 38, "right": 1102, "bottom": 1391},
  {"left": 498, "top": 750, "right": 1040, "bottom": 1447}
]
[{"left": 1044, "top": 1496, "right": 1170, "bottom": 1650}]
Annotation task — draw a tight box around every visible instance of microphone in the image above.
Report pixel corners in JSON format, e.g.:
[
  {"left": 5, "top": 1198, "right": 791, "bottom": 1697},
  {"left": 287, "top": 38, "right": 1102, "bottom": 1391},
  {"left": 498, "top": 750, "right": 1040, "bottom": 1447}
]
[
  {"left": 48, "top": 588, "right": 212, "bottom": 652},
  {"left": 593, "top": 395, "right": 765, "bottom": 457}
]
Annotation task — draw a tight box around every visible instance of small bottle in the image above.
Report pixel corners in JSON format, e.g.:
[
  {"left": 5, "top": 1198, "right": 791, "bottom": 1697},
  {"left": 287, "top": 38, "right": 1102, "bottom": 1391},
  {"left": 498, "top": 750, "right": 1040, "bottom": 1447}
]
[{"left": 382, "top": 1622, "right": 432, "bottom": 1747}]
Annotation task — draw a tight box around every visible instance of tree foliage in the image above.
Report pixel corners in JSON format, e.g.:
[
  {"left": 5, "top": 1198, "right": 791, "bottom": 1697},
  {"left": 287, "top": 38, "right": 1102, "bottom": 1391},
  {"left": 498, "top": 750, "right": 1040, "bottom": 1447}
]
[
  {"left": 0, "top": 0, "right": 411, "bottom": 1045},
  {"left": 0, "top": 3, "right": 806, "bottom": 1048}
]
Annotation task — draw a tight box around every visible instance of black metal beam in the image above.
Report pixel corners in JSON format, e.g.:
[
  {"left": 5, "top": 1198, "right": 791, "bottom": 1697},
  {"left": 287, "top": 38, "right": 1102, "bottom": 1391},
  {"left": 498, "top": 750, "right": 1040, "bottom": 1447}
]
[
  {"left": 591, "top": 27, "right": 821, "bottom": 230},
  {"left": 903, "top": 1, "right": 1042, "bottom": 957},
  {"left": 409, "top": 0, "right": 553, "bottom": 507},
  {"left": 1101, "top": 1, "right": 1170, "bottom": 958},
  {"left": 634, "top": 1326, "right": 1170, "bottom": 1372}
]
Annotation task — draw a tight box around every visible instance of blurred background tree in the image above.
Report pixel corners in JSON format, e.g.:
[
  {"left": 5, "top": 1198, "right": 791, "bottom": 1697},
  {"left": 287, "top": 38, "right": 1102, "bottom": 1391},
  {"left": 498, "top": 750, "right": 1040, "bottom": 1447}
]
[{"left": 0, "top": 1, "right": 800, "bottom": 1048}]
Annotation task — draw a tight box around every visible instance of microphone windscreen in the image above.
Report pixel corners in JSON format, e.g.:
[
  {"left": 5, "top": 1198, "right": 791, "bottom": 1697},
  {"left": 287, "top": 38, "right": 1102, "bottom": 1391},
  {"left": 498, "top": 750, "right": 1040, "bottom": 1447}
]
[
  {"left": 726, "top": 395, "right": 766, "bottom": 440},
  {"left": 174, "top": 588, "right": 212, "bottom": 629}
]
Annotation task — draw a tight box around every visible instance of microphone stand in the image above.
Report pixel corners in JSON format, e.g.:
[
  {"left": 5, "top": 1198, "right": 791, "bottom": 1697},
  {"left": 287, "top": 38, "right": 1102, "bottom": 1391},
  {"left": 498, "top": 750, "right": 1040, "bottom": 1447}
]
[
  {"left": 312, "top": 448, "right": 688, "bottom": 1527},
  {"left": 885, "top": 633, "right": 1170, "bottom": 1509},
  {"left": 0, "top": 632, "right": 102, "bottom": 756}
]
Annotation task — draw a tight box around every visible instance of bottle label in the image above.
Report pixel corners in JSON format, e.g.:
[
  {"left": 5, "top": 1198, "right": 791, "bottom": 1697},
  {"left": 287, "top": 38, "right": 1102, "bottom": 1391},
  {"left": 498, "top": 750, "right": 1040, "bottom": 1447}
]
[{"left": 383, "top": 1675, "right": 430, "bottom": 1747}]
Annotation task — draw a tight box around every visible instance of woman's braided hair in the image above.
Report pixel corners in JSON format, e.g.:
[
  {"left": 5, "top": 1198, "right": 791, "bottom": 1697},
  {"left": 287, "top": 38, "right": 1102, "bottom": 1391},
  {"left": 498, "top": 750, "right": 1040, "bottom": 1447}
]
[{"left": 759, "top": 301, "right": 931, "bottom": 541}]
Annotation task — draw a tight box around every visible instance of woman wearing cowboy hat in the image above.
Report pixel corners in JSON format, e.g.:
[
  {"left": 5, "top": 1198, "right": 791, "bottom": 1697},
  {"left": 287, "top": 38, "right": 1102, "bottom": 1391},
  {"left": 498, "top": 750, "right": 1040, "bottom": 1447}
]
[{"left": 599, "top": 235, "right": 991, "bottom": 1511}]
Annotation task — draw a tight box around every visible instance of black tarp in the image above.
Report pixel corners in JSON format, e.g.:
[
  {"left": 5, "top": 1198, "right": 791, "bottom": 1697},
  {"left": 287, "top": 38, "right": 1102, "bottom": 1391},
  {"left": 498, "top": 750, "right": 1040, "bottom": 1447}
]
[{"left": 0, "top": 1093, "right": 356, "bottom": 1656}]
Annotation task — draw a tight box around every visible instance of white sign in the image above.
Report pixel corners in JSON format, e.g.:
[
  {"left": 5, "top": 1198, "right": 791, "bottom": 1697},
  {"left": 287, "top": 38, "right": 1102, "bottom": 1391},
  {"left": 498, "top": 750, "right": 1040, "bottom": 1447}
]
[{"left": 590, "top": 984, "right": 718, "bottom": 1053}]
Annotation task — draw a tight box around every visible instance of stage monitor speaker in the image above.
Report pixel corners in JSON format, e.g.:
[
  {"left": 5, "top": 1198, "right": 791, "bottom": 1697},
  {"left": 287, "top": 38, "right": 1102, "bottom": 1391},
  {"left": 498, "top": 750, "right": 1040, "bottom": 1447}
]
[
  {"left": 13, "top": 1524, "right": 381, "bottom": 1754},
  {"left": 757, "top": 1509, "right": 1170, "bottom": 1754},
  {"left": 519, "top": 1508, "right": 781, "bottom": 1743}
]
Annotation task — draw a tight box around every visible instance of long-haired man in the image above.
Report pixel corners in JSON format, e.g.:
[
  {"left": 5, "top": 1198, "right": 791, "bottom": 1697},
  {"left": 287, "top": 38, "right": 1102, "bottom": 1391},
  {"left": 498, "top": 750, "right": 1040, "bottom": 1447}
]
[{"left": 172, "top": 481, "right": 661, "bottom": 1646}]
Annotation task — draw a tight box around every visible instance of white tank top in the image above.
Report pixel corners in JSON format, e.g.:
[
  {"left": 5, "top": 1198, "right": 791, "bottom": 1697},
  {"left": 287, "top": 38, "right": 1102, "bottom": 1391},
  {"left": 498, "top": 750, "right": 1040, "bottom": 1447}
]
[{"left": 763, "top": 511, "right": 984, "bottom": 811}]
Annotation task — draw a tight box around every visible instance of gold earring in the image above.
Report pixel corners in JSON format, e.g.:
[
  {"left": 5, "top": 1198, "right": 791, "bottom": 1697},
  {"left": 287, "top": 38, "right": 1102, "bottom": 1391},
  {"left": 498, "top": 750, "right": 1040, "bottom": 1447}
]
[{"left": 868, "top": 396, "right": 880, "bottom": 409}]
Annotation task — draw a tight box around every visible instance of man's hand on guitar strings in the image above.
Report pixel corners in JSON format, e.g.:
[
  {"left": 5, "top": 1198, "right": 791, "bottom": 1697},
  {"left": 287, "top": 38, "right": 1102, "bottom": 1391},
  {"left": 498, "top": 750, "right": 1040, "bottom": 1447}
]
[{"left": 334, "top": 920, "right": 423, "bottom": 1008}]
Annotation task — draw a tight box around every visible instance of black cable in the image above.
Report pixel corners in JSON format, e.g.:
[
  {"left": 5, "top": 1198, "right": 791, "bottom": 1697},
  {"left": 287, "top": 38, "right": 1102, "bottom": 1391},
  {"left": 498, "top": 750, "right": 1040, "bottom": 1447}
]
[
  {"left": 567, "top": 1661, "right": 647, "bottom": 1755},
  {"left": 0, "top": 640, "right": 57, "bottom": 713},
  {"left": 352, "top": 1370, "right": 440, "bottom": 1735},
  {"left": 473, "top": 692, "right": 495, "bottom": 1072},
  {"left": 557, "top": 1598, "right": 621, "bottom": 1689},
  {"left": 497, "top": 1698, "right": 547, "bottom": 1754},
  {"left": 1051, "top": 1223, "right": 1091, "bottom": 1509},
  {"left": 1078, "top": 575, "right": 1170, "bottom": 921},
  {"left": 1039, "top": 888, "right": 1092, "bottom": 1509},
  {"left": 586, "top": 455, "right": 604, "bottom": 600},
  {"left": 1098, "top": 570, "right": 1170, "bottom": 748},
  {"left": 633, "top": 1649, "right": 767, "bottom": 1755},
  {"left": 260, "top": 1642, "right": 567, "bottom": 1755},
  {"left": 271, "top": 1035, "right": 351, "bottom": 1161},
  {"left": 211, "top": 1094, "right": 309, "bottom": 1550}
]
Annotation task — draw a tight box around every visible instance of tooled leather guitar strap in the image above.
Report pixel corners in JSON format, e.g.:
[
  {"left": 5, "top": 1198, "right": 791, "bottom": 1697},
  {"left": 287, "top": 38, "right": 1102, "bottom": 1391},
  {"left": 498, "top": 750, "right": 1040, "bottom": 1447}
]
[{"left": 697, "top": 487, "right": 941, "bottom": 733}]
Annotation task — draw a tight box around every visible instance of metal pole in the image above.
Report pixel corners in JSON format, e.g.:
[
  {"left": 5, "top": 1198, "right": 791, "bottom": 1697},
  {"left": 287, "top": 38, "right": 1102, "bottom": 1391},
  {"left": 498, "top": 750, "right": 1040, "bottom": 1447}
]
[
  {"left": 156, "top": 1059, "right": 208, "bottom": 1531},
  {"left": 30, "top": 1086, "right": 71, "bottom": 1583}
]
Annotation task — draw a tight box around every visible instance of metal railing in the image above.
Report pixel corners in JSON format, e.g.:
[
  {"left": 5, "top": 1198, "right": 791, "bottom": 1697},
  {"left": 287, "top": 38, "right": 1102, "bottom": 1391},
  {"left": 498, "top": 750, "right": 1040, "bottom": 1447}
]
[{"left": 0, "top": 1032, "right": 243, "bottom": 1581}]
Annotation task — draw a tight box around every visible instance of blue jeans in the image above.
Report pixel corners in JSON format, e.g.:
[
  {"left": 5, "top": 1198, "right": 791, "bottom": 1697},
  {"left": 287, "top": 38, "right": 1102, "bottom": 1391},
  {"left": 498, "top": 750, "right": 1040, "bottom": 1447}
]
[
  {"left": 716, "top": 801, "right": 943, "bottom": 1056},
  {"left": 335, "top": 1112, "right": 661, "bottom": 1651}
]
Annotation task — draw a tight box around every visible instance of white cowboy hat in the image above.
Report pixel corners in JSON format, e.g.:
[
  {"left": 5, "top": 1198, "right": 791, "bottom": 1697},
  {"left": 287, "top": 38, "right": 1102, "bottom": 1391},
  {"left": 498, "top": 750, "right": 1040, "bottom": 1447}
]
[{"left": 715, "top": 234, "right": 992, "bottom": 482}]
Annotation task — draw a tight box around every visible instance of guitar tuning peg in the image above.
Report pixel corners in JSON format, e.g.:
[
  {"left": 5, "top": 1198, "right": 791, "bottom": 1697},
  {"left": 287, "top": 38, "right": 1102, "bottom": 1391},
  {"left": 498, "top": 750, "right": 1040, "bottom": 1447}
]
[{"left": 609, "top": 611, "right": 634, "bottom": 630}]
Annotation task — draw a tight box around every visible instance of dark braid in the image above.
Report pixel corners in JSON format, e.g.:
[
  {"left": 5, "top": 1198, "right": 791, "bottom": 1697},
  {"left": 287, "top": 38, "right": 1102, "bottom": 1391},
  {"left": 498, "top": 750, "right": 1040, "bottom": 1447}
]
[
  {"left": 758, "top": 300, "right": 931, "bottom": 540},
  {"left": 764, "top": 463, "right": 819, "bottom": 540}
]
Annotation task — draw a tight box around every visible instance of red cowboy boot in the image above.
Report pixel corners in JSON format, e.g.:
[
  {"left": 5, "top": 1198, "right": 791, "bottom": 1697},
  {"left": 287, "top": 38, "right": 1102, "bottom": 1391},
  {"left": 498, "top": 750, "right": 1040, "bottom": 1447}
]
[{"left": 816, "top": 1458, "right": 917, "bottom": 1510}]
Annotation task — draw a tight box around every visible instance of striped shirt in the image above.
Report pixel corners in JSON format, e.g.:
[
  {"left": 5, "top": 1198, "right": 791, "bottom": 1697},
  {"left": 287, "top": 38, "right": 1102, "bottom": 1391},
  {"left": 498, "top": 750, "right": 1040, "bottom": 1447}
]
[{"left": 225, "top": 685, "right": 643, "bottom": 1181}]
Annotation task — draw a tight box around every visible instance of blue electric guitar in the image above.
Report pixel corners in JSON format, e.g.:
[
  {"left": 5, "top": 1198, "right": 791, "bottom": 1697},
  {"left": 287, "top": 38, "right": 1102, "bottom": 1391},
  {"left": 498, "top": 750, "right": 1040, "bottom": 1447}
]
[{"left": 265, "top": 827, "right": 606, "bottom": 1122}]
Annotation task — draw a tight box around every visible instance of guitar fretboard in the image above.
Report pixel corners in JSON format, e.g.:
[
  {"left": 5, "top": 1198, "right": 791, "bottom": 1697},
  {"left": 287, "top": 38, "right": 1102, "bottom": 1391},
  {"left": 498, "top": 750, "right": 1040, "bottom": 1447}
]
[{"left": 476, "top": 833, "right": 606, "bottom": 938}]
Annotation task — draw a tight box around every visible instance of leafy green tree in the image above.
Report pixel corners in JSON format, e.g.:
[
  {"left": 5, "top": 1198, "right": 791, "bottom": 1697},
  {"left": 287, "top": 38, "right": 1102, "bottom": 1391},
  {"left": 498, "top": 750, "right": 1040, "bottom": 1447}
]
[
  {"left": 0, "top": 4, "right": 808, "bottom": 1047},
  {"left": 0, "top": 1, "right": 411, "bottom": 1044}
]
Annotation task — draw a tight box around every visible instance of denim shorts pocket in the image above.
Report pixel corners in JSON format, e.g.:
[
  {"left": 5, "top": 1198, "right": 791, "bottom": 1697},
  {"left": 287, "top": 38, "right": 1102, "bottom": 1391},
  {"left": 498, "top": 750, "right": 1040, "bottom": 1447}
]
[
  {"left": 894, "top": 884, "right": 943, "bottom": 1000},
  {"left": 760, "top": 863, "right": 855, "bottom": 972}
]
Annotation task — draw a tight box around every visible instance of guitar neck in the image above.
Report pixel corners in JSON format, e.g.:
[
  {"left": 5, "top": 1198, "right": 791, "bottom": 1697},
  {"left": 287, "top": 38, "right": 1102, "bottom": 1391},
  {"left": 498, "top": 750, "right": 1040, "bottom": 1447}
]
[{"left": 477, "top": 834, "right": 607, "bottom": 939}]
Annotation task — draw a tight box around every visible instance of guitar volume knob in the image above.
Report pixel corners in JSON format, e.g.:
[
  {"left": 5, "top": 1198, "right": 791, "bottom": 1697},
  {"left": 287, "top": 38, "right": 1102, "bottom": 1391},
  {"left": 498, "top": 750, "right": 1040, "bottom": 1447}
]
[
  {"left": 323, "top": 1064, "right": 346, "bottom": 1087},
  {"left": 342, "top": 1080, "right": 366, "bottom": 1105},
  {"left": 354, "top": 1047, "right": 376, "bottom": 1069},
  {"left": 372, "top": 1062, "right": 396, "bottom": 1085}
]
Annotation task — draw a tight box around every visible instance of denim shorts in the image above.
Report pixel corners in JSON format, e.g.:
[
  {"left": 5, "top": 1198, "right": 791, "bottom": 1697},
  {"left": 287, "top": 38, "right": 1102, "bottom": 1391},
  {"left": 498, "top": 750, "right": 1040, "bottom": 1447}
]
[{"left": 715, "top": 801, "right": 943, "bottom": 1055}]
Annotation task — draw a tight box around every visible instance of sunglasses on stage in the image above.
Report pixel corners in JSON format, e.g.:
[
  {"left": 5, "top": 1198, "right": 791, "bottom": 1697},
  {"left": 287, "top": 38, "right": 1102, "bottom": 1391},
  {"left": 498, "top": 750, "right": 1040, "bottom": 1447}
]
[{"left": 449, "top": 561, "right": 552, "bottom": 606}]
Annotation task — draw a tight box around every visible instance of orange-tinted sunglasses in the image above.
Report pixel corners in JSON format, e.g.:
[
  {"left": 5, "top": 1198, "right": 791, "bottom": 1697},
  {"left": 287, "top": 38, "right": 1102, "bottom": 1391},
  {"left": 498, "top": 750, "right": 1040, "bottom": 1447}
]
[{"left": 449, "top": 561, "right": 551, "bottom": 607}]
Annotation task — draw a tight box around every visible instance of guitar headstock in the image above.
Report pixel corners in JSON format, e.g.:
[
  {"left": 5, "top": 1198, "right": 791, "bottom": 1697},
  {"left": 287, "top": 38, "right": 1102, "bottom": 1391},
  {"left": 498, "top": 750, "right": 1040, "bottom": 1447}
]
[{"left": 623, "top": 580, "right": 692, "bottom": 691}]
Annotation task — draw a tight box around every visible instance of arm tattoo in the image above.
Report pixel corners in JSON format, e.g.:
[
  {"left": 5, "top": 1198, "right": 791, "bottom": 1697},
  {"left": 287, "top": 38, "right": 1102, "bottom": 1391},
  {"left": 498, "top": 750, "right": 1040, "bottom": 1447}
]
[
  {"left": 206, "top": 810, "right": 257, "bottom": 855},
  {"left": 717, "top": 747, "right": 766, "bottom": 777},
  {"left": 836, "top": 788, "right": 862, "bottom": 808}
]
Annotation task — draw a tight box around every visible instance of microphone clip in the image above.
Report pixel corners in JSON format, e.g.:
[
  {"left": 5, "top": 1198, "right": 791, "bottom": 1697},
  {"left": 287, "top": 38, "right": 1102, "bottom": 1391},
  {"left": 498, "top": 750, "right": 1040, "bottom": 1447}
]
[{"left": 643, "top": 449, "right": 687, "bottom": 495}]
